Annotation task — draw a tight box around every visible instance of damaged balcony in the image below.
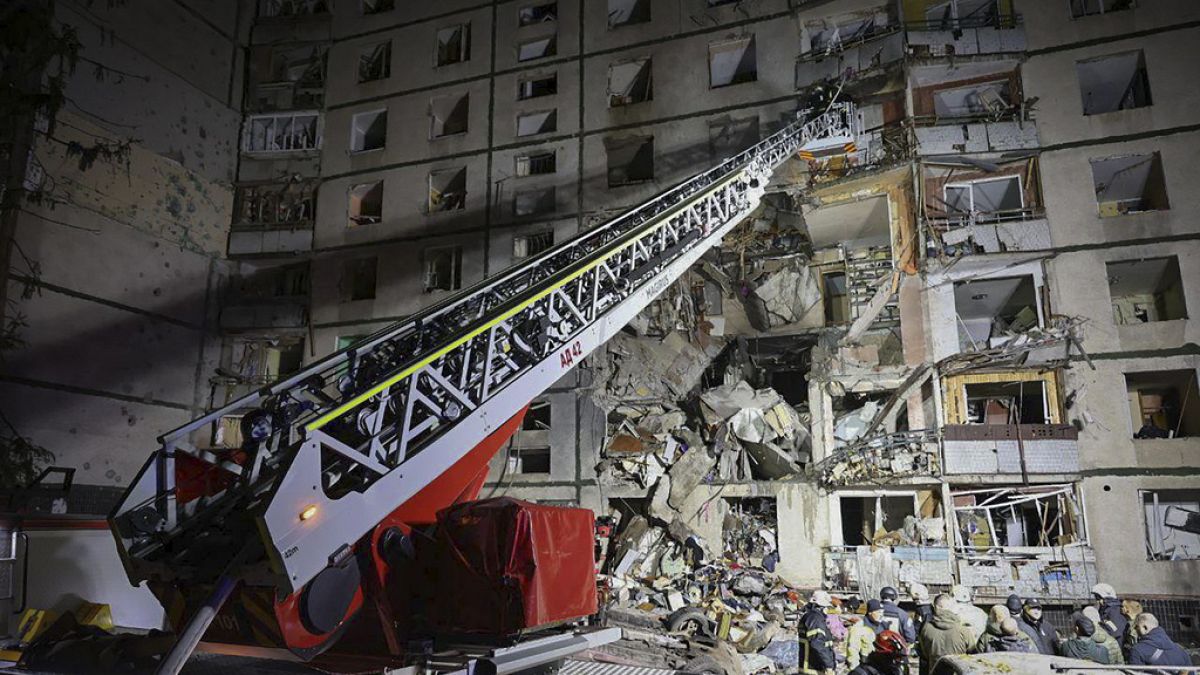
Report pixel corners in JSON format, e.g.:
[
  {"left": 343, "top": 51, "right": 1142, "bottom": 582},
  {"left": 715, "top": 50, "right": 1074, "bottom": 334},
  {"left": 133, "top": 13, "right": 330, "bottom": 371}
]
[
  {"left": 953, "top": 484, "right": 1096, "bottom": 602},
  {"left": 218, "top": 262, "right": 310, "bottom": 332},
  {"left": 904, "top": 0, "right": 1025, "bottom": 57},
  {"left": 940, "top": 369, "right": 1080, "bottom": 477},
  {"left": 910, "top": 61, "right": 1038, "bottom": 155},
  {"left": 228, "top": 181, "right": 316, "bottom": 257},
  {"left": 794, "top": 11, "right": 904, "bottom": 90},
  {"left": 923, "top": 156, "right": 1051, "bottom": 255},
  {"left": 247, "top": 43, "right": 326, "bottom": 112}
]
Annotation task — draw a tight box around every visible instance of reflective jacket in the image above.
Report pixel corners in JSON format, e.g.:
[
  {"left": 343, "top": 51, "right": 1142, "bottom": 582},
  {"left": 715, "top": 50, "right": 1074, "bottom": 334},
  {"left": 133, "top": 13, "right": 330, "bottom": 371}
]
[
  {"left": 799, "top": 604, "right": 836, "bottom": 674},
  {"left": 880, "top": 600, "right": 918, "bottom": 644},
  {"left": 1129, "top": 627, "right": 1191, "bottom": 667}
]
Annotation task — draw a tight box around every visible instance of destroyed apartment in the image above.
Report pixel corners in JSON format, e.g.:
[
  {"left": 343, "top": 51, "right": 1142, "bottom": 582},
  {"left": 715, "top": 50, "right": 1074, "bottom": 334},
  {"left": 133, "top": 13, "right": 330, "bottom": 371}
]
[{"left": 0, "top": 0, "right": 1198, "bottom": 673}]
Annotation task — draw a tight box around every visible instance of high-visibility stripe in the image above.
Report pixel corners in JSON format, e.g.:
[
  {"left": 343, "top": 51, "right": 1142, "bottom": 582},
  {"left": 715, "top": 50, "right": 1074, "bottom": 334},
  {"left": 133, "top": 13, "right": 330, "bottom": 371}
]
[{"left": 306, "top": 170, "right": 745, "bottom": 432}]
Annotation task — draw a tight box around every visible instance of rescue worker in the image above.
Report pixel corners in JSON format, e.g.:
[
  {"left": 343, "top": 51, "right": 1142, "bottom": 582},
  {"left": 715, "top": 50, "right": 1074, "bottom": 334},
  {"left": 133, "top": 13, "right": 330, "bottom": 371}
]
[
  {"left": 1091, "top": 583, "right": 1128, "bottom": 641},
  {"left": 1056, "top": 614, "right": 1109, "bottom": 664},
  {"left": 1004, "top": 594, "right": 1022, "bottom": 616},
  {"left": 976, "top": 605, "right": 1031, "bottom": 653},
  {"left": 843, "top": 614, "right": 877, "bottom": 671},
  {"left": 849, "top": 630, "right": 908, "bottom": 675},
  {"left": 950, "top": 585, "right": 988, "bottom": 643},
  {"left": 865, "top": 599, "right": 888, "bottom": 634},
  {"left": 1082, "top": 606, "right": 1124, "bottom": 665},
  {"left": 878, "top": 586, "right": 917, "bottom": 644},
  {"left": 918, "top": 594, "right": 974, "bottom": 675},
  {"left": 1120, "top": 599, "right": 1144, "bottom": 660},
  {"left": 1129, "top": 612, "right": 1192, "bottom": 667},
  {"left": 1016, "top": 599, "right": 1056, "bottom": 655},
  {"left": 799, "top": 590, "right": 837, "bottom": 675},
  {"left": 909, "top": 583, "right": 933, "bottom": 636},
  {"left": 980, "top": 618, "right": 1037, "bottom": 654}
]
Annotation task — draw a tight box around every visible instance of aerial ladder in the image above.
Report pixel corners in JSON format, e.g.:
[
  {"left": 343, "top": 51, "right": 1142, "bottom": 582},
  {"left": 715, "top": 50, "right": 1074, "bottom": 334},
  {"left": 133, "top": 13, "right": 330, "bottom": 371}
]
[{"left": 108, "top": 102, "right": 857, "bottom": 674}]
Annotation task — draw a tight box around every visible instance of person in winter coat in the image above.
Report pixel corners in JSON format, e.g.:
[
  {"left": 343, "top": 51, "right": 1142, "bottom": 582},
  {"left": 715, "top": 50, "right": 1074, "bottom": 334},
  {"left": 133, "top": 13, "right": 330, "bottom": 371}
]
[
  {"left": 1129, "top": 613, "right": 1192, "bottom": 668},
  {"left": 800, "top": 590, "right": 837, "bottom": 675},
  {"left": 975, "top": 605, "right": 1035, "bottom": 653},
  {"left": 1091, "top": 583, "right": 1128, "bottom": 641},
  {"left": 1005, "top": 594, "right": 1022, "bottom": 616},
  {"left": 975, "top": 604, "right": 1009, "bottom": 653},
  {"left": 849, "top": 630, "right": 908, "bottom": 675},
  {"left": 950, "top": 585, "right": 988, "bottom": 643},
  {"left": 843, "top": 615, "right": 877, "bottom": 670},
  {"left": 1057, "top": 614, "right": 1110, "bottom": 664},
  {"left": 1120, "top": 599, "right": 1143, "bottom": 660},
  {"left": 918, "top": 594, "right": 975, "bottom": 675},
  {"left": 1016, "top": 599, "right": 1057, "bottom": 655},
  {"left": 1082, "top": 606, "right": 1124, "bottom": 665},
  {"left": 864, "top": 599, "right": 889, "bottom": 635},
  {"left": 910, "top": 583, "right": 933, "bottom": 636},
  {"left": 879, "top": 586, "right": 918, "bottom": 644}
]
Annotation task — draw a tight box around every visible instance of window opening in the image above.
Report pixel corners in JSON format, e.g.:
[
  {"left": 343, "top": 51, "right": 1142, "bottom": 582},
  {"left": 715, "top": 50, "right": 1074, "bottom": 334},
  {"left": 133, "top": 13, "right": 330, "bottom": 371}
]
[
  {"left": 428, "top": 167, "right": 467, "bottom": 212},
  {"left": 1107, "top": 257, "right": 1187, "bottom": 324},
  {"left": 708, "top": 36, "right": 757, "bottom": 88},
  {"left": 350, "top": 109, "right": 387, "bottom": 152},
  {"left": 348, "top": 181, "right": 383, "bottom": 226}
]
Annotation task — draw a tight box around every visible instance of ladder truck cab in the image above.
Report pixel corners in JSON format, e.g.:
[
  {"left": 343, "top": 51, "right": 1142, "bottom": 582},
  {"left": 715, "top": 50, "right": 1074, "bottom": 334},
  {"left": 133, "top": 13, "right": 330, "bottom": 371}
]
[{"left": 106, "top": 103, "right": 857, "bottom": 674}]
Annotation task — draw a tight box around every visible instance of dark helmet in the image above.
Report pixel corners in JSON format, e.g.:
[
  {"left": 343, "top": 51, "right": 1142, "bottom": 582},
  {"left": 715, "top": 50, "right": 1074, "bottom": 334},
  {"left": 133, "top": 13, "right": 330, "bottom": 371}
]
[{"left": 880, "top": 586, "right": 899, "bottom": 602}]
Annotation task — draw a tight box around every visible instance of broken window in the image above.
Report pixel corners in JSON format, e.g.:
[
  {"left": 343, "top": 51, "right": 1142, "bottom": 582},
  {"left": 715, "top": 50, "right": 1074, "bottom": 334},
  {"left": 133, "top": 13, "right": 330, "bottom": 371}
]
[
  {"left": 348, "top": 181, "right": 383, "bottom": 227},
  {"left": 809, "top": 17, "right": 878, "bottom": 55},
  {"left": 1090, "top": 151, "right": 1169, "bottom": 217},
  {"left": 607, "top": 0, "right": 650, "bottom": 28},
  {"left": 709, "top": 116, "right": 760, "bottom": 162},
  {"left": 823, "top": 270, "right": 849, "bottom": 324},
  {"left": 259, "top": 0, "right": 329, "bottom": 18},
  {"left": 512, "top": 448, "right": 551, "bottom": 474},
  {"left": 944, "top": 175, "right": 1024, "bottom": 223},
  {"left": 236, "top": 183, "right": 316, "bottom": 225},
  {"left": 423, "top": 246, "right": 462, "bottom": 292},
  {"left": 349, "top": 109, "right": 386, "bottom": 152},
  {"left": 514, "top": 230, "right": 554, "bottom": 258},
  {"left": 964, "top": 380, "right": 1050, "bottom": 425},
  {"left": 1142, "top": 489, "right": 1200, "bottom": 561},
  {"left": 510, "top": 400, "right": 551, "bottom": 474},
  {"left": 607, "top": 58, "right": 652, "bottom": 107},
  {"left": 513, "top": 187, "right": 556, "bottom": 218},
  {"left": 1077, "top": 50, "right": 1152, "bottom": 115},
  {"left": 358, "top": 41, "right": 391, "bottom": 82},
  {"left": 518, "top": 72, "right": 557, "bottom": 100},
  {"left": 724, "top": 498, "right": 779, "bottom": 567},
  {"left": 932, "top": 80, "right": 1013, "bottom": 118},
  {"left": 518, "top": 35, "right": 556, "bottom": 62},
  {"left": 953, "top": 275, "right": 1039, "bottom": 351},
  {"left": 436, "top": 24, "right": 470, "bottom": 66},
  {"left": 244, "top": 112, "right": 321, "bottom": 153},
  {"left": 342, "top": 257, "right": 378, "bottom": 302},
  {"left": 953, "top": 485, "right": 1086, "bottom": 549},
  {"left": 839, "top": 493, "right": 917, "bottom": 546},
  {"left": 1126, "top": 370, "right": 1200, "bottom": 439},
  {"left": 708, "top": 36, "right": 756, "bottom": 88},
  {"left": 1071, "top": 0, "right": 1135, "bottom": 18},
  {"left": 515, "top": 150, "right": 556, "bottom": 176},
  {"left": 429, "top": 92, "right": 470, "bottom": 138},
  {"left": 428, "top": 167, "right": 467, "bottom": 213},
  {"left": 606, "top": 135, "right": 654, "bottom": 187},
  {"left": 924, "top": 0, "right": 1001, "bottom": 30},
  {"left": 361, "top": 0, "right": 393, "bottom": 14},
  {"left": 516, "top": 109, "right": 557, "bottom": 137},
  {"left": 519, "top": 2, "right": 557, "bottom": 25},
  {"left": 1107, "top": 257, "right": 1187, "bottom": 324},
  {"left": 253, "top": 44, "right": 326, "bottom": 110}
]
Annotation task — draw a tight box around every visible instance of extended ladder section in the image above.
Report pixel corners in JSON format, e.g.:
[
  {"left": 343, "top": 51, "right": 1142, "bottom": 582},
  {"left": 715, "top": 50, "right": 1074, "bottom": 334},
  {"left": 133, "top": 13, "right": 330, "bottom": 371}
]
[{"left": 110, "top": 103, "right": 856, "bottom": 594}]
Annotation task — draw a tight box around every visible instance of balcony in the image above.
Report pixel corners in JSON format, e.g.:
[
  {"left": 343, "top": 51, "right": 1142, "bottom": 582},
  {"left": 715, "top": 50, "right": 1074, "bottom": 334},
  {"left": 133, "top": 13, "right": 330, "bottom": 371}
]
[
  {"left": 905, "top": 13, "right": 1025, "bottom": 57},
  {"left": 942, "top": 424, "right": 1079, "bottom": 476},
  {"left": 928, "top": 209, "right": 1051, "bottom": 255},
  {"left": 228, "top": 183, "right": 316, "bottom": 257},
  {"left": 242, "top": 111, "right": 321, "bottom": 155},
  {"left": 914, "top": 116, "right": 1038, "bottom": 155},
  {"left": 825, "top": 545, "right": 954, "bottom": 596},
  {"left": 219, "top": 297, "right": 307, "bottom": 331},
  {"left": 257, "top": 0, "right": 329, "bottom": 20},
  {"left": 228, "top": 224, "right": 313, "bottom": 257},
  {"left": 795, "top": 29, "right": 904, "bottom": 89}
]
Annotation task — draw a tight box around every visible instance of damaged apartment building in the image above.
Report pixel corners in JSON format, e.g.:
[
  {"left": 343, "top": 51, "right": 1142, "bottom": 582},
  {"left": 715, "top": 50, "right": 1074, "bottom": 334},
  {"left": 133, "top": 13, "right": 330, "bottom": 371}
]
[
  {"left": 7, "top": 0, "right": 1196, "bottom": 652},
  {"left": 214, "top": 0, "right": 1197, "bottom": 640}
]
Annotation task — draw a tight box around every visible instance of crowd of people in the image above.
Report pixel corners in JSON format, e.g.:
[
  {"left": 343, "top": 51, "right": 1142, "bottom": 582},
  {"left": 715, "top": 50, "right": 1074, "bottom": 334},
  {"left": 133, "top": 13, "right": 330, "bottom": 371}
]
[{"left": 794, "top": 582, "right": 1193, "bottom": 674}]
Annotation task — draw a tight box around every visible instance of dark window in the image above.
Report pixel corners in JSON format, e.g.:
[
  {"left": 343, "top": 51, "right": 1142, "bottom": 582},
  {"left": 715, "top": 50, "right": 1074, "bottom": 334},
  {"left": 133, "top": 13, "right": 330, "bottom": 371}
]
[
  {"left": 436, "top": 24, "right": 470, "bottom": 66},
  {"left": 519, "top": 2, "right": 557, "bottom": 25},
  {"left": 605, "top": 135, "right": 654, "bottom": 187},
  {"left": 342, "top": 257, "right": 377, "bottom": 301},
  {"left": 358, "top": 41, "right": 391, "bottom": 82},
  {"left": 1090, "top": 151, "right": 1169, "bottom": 216},
  {"left": 518, "top": 73, "right": 558, "bottom": 100},
  {"left": 1107, "top": 257, "right": 1187, "bottom": 324},
  {"left": 1077, "top": 50, "right": 1152, "bottom": 115}
]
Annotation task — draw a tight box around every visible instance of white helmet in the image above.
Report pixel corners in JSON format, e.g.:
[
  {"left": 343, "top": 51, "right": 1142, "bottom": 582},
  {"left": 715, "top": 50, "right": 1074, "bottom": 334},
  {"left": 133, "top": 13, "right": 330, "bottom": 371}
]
[
  {"left": 909, "top": 583, "right": 930, "bottom": 603},
  {"left": 811, "top": 590, "right": 833, "bottom": 607},
  {"left": 951, "top": 585, "right": 972, "bottom": 604},
  {"left": 1091, "top": 583, "right": 1116, "bottom": 599}
]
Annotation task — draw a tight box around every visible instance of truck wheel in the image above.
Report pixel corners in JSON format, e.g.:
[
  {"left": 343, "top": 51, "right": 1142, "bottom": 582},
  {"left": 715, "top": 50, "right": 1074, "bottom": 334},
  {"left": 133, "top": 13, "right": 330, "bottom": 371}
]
[
  {"left": 667, "top": 607, "right": 713, "bottom": 638},
  {"left": 682, "top": 655, "right": 727, "bottom": 675}
]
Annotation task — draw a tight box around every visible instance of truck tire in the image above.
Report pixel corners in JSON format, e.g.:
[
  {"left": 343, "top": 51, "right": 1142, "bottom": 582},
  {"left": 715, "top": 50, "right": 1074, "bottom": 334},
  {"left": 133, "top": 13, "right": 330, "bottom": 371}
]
[
  {"left": 682, "top": 655, "right": 727, "bottom": 675},
  {"left": 666, "top": 607, "right": 713, "bottom": 638}
]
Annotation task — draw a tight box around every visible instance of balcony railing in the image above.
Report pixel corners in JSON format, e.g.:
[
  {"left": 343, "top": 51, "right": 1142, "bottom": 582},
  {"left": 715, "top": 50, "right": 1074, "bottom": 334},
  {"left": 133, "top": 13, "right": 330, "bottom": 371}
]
[
  {"left": 258, "top": 0, "right": 330, "bottom": 19},
  {"left": 942, "top": 424, "right": 1079, "bottom": 476},
  {"left": 242, "top": 112, "right": 321, "bottom": 154},
  {"left": 795, "top": 30, "right": 904, "bottom": 89},
  {"left": 914, "top": 118, "right": 1038, "bottom": 155},
  {"left": 228, "top": 223, "right": 314, "bottom": 257},
  {"left": 927, "top": 208, "right": 1051, "bottom": 254}
]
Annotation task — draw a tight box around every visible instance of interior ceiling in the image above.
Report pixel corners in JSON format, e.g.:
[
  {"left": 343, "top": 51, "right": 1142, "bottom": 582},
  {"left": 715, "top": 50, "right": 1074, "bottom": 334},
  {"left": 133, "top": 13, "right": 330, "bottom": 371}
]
[
  {"left": 953, "top": 276, "right": 1034, "bottom": 319},
  {"left": 910, "top": 59, "right": 1017, "bottom": 87},
  {"left": 803, "top": 195, "right": 890, "bottom": 249},
  {"left": 1107, "top": 258, "right": 1172, "bottom": 296}
]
